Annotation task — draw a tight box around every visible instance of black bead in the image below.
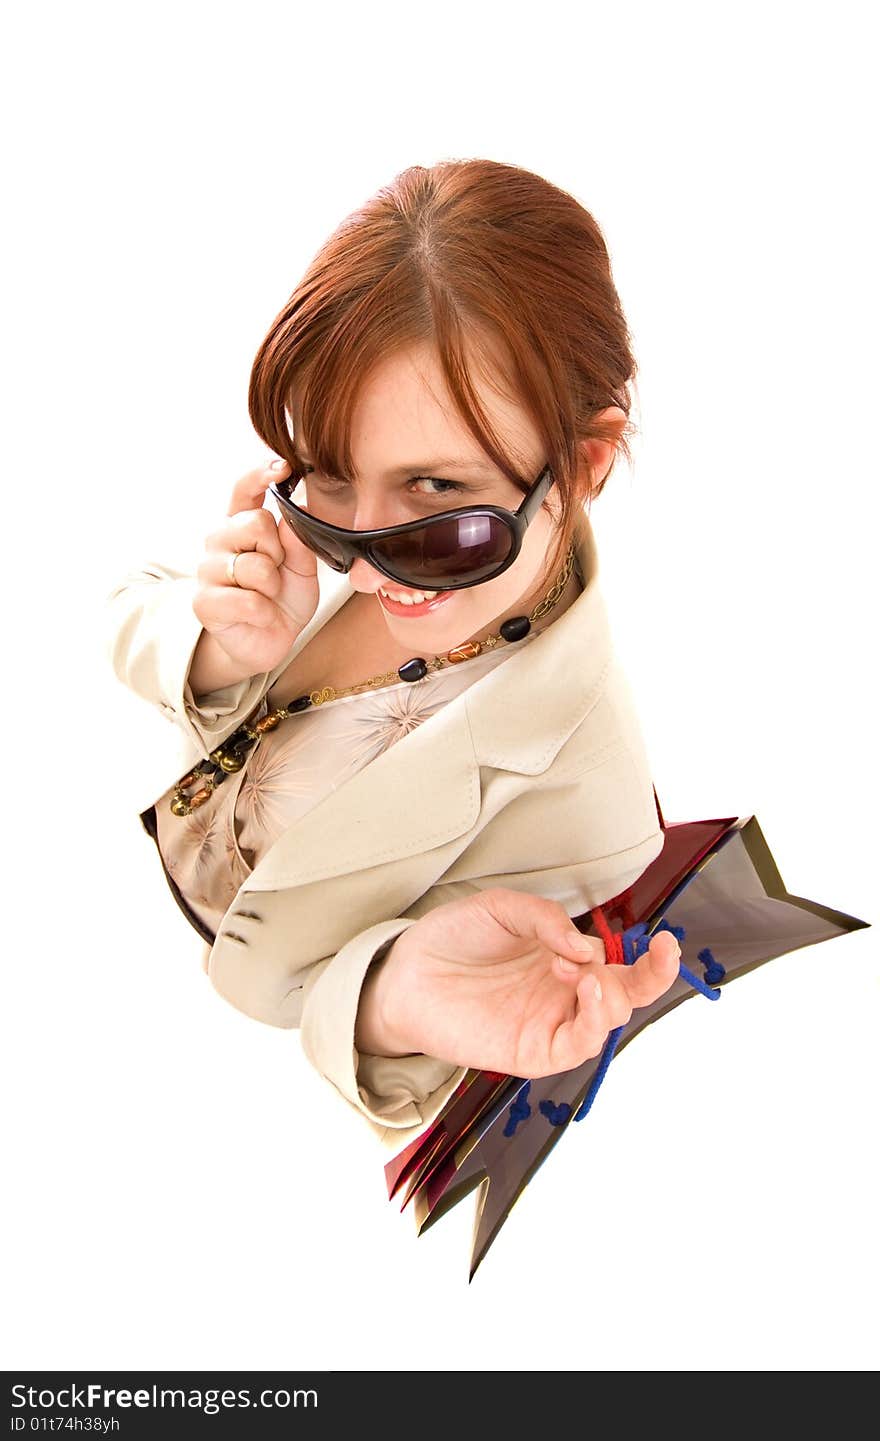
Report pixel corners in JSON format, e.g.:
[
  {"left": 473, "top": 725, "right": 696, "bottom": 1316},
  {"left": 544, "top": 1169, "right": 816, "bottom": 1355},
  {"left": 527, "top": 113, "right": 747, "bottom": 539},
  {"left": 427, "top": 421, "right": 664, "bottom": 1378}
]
[
  {"left": 399, "top": 657, "right": 428, "bottom": 683},
  {"left": 285, "top": 694, "right": 313, "bottom": 713},
  {"left": 500, "top": 614, "right": 531, "bottom": 642}
]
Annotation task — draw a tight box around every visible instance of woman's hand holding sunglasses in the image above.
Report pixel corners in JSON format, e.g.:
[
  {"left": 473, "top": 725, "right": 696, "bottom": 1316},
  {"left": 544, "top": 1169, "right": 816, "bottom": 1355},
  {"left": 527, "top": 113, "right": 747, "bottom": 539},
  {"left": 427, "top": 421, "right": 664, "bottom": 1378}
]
[{"left": 190, "top": 458, "right": 320, "bottom": 691}]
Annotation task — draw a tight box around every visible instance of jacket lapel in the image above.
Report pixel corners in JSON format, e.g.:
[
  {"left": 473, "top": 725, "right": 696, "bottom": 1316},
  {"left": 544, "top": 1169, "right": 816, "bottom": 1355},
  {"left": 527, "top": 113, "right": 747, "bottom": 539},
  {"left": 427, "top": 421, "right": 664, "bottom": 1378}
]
[
  {"left": 239, "top": 509, "right": 612, "bottom": 894},
  {"left": 242, "top": 696, "right": 481, "bottom": 891}
]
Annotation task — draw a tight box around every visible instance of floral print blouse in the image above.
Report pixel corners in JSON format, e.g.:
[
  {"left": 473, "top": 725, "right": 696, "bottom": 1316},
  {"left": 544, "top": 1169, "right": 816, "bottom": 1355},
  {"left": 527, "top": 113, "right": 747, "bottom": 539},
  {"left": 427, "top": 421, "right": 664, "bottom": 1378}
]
[{"left": 152, "top": 614, "right": 567, "bottom": 943}]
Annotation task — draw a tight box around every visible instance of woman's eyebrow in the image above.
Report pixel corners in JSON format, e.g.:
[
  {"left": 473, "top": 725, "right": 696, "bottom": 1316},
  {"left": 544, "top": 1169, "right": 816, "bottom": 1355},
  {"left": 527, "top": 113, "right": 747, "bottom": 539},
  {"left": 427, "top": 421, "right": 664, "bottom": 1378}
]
[
  {"left": 384, "top": 458, "right": 496, "bottom": 476},
  {"left": 294, "top": 449, "right": 496, "bottom": 476}
]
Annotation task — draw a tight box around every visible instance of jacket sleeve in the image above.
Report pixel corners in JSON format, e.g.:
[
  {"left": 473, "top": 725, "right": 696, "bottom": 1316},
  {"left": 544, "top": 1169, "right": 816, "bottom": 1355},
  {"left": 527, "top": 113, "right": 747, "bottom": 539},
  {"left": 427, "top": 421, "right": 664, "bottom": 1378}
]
[
  {"left": 299, "top": 823, "right": 665, "bottom": 1138},
  {"left": 304, "top": 909, "right": 473, "bottom": 1142},
  {"left": 208, "top": 811, "right": 664, "bottom": 1146},
  {"left": 207, "top": 888, "right": 484, "bottom": 1141},
  {"left": 100, "top": 562, "right": 281, "bottom": 758}
]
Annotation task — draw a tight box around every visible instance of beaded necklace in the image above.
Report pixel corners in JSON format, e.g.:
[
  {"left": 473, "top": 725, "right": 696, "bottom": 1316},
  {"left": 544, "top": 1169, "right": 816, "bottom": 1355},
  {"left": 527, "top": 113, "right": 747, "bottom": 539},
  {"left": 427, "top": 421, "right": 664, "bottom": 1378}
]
[{"left": 170, "top": 542, "right": 577, "bottom": 817}]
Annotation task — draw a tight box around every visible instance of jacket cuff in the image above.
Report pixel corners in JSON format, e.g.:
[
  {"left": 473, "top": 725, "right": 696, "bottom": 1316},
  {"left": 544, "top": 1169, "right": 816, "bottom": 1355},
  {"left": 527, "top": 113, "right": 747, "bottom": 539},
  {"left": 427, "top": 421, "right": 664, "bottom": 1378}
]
[
  {"left": 299, "top": 918, "right": 467, "bottom": 1131},
  {"left": 169, "top": 582, "right": 275, "bottom": 756},
  {"left": 104, "top": 572, "right": 276, "bottom": 758}
]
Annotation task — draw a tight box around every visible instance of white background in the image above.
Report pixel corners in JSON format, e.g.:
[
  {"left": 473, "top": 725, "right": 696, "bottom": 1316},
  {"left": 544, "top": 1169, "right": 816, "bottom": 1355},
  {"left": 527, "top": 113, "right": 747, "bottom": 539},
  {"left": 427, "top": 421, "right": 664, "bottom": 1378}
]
[{"left": 3, "top": 0, "right": 877, "bottom": 1373}]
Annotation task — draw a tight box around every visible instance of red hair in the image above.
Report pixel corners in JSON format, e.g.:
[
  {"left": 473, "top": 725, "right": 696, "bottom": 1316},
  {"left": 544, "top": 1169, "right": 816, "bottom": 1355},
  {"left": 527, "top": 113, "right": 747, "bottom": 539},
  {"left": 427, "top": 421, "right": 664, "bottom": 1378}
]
[{"left": 248, "top": 158, "right": 639, "bottom": 580}]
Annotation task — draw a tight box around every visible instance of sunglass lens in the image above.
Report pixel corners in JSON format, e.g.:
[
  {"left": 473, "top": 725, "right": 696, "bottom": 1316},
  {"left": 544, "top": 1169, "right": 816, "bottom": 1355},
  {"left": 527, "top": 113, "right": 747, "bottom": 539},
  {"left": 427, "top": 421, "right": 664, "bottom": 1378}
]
[
  {"left": 281, "top": 511, "right": 348, "bottom": 571},
  {"left": 374, "top": 514, "right": 514, "bottom": 587}
]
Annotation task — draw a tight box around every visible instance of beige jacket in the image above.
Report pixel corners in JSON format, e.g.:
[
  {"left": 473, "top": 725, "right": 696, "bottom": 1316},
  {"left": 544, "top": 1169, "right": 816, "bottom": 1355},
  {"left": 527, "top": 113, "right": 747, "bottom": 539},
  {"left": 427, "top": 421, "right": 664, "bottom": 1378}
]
[{"left": 102, "top": 507, "right": 664, "bottom": 1147}]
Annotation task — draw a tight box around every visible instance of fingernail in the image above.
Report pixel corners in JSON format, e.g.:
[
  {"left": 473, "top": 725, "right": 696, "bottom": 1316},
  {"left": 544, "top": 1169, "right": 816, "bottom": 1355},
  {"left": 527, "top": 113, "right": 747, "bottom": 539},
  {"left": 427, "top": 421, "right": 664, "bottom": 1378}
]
[
  {"left": 570, "top": 932, "right": 597, "bottom": 952},
  {"left": 593, "top": 979, "right": 603, "bottom": 1002},
  {"left": 558, "top": 957, "right": 580, "bottom": 975},
  {"left": 269, "top": 458, "right": 288, "bottom": 470}
]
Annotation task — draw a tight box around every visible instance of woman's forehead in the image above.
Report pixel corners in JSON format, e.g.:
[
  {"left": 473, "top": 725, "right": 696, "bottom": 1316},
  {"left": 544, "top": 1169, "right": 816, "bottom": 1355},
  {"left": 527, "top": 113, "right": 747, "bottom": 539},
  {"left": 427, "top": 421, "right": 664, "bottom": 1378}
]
[{"left": 291, "top": 348, "right": 539, "bottom": 476}]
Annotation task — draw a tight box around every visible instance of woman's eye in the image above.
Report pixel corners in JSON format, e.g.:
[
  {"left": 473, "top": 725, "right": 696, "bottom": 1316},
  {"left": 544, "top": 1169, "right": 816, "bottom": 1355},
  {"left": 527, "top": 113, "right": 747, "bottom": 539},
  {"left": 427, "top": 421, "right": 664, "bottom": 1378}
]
[
  {"left": 298, "top": 465, "right": 345, "bottom": 486},
  {"left": 301, "top": 467, "right": 465, "bottom": 498},
  {"left": 298, "top": 466, "right": 346, "bottom": 490},
  {"left": 411, "top": 476, "right": 465, "bottom": 496}
]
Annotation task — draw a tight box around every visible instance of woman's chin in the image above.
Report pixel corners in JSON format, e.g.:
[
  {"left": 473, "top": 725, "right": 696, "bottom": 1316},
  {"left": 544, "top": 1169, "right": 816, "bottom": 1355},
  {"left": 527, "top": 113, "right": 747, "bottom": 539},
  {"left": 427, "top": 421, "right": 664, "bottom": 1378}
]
[{"left": 387, "top": 614, "right": 491, "bottom": 655}]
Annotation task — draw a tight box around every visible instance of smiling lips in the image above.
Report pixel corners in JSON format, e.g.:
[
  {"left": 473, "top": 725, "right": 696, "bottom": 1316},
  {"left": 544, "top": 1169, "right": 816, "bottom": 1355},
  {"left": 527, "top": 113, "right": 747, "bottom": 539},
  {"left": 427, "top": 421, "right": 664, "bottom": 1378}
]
[
  {"left": 377, "top": 585, "right": 455, "bottom": 617},
  {"left": 379, "top": 584, "right": 440, "bottom": 604}
]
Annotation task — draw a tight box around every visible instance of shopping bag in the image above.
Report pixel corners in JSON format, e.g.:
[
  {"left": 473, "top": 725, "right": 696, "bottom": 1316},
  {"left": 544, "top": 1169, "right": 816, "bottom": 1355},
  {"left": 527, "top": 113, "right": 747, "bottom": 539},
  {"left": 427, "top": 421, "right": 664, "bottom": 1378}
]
[{"left": 385, "top": 804, "right": 871, "bottom": 1280}]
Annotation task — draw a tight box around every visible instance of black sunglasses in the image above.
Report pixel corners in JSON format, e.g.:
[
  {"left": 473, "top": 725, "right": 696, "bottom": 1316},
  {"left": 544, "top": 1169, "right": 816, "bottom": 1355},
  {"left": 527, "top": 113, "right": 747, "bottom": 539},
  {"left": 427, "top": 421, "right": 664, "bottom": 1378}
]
[{"left": 269, "top": 463, "right": 555, "bottom": 591}]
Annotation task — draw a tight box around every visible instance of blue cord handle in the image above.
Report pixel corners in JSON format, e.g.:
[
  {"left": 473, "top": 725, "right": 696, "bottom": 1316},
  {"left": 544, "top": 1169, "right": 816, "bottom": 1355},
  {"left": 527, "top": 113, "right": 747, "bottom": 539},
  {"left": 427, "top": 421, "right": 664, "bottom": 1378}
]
[{"left": 504, "top": 917, "right": 725, "bottom": 1134}]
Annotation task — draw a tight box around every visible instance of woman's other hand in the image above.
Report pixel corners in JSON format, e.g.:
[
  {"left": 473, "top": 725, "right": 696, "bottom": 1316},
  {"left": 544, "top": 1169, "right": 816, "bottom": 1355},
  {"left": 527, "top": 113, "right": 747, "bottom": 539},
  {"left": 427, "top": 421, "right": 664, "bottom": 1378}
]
[
  {"left": 360, "top": 887, "right": 681, "bottom": 1078},
  {"left": 189, "top": 458, "right": 320, "bottom": 691}
]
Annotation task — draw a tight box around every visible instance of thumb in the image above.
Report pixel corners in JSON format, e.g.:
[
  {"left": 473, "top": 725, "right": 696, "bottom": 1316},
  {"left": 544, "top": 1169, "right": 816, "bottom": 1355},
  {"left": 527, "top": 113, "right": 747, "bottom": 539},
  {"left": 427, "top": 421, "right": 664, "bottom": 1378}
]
[
  {"left": 272, "top": 493, "right": 319, "bottom": 611},
  {"left": 276, "top": 506, "right": 319, "bottom": 574},
  {"left": 556, "top": 924, "right": 605, "bottom": 976},
  {"left": 265, "top": 459, "right": 317, "bottom": 571},
  {"left": 499, "top": 891, "right": 606, "bottom": 968},
  {"left": 479, "top": 888, "right": 605, "bottom": 970}
]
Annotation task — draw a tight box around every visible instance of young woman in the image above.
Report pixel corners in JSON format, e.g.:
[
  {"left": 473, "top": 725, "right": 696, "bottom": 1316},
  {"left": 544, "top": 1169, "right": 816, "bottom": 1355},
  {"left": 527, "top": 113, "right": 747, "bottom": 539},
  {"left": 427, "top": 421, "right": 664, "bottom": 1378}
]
[{"left": 103, "top": 158, "right": 681, "bottom": 1149}]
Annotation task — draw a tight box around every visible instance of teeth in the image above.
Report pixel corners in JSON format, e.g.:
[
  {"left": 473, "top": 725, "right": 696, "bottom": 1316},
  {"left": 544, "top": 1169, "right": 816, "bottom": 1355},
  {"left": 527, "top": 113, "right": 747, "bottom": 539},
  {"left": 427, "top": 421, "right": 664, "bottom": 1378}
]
[{"left": 379, "top": 587, "right": 440, "bottom": 605}]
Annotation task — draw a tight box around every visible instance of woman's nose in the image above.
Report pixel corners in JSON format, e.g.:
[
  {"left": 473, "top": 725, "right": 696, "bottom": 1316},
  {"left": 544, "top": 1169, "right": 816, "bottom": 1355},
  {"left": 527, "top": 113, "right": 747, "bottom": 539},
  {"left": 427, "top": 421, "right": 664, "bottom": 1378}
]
[
  {"left": 344, "top": 498, "right": 409, "bottom": 591},
  {"left": 348, "top": 556, "right": 391, "bottom": 592}
]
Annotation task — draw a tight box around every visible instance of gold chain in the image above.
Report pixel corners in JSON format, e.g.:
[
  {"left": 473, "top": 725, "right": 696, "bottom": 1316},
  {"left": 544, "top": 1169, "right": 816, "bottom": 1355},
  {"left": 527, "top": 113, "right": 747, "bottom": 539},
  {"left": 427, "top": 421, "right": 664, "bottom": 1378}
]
[
  {"left": 309, "top": 542, "right": 576, "bottom": 702},
  {"left": 170, "top": 543, "right": 577, "bottom": 816}
]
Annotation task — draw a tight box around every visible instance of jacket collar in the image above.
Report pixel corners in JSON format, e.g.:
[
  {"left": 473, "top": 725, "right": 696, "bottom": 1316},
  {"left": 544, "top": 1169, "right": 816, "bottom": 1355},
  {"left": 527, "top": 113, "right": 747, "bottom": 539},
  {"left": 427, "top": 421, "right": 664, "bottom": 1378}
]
[{"left": 241, "top": 507, "right": 613, "bottom": 892}]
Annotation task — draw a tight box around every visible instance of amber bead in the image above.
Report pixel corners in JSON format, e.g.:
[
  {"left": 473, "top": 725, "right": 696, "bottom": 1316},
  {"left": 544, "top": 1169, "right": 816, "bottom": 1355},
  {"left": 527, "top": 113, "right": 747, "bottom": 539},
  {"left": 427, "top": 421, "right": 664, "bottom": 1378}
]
[
  {"left": 255, "top": 712, "right": 282, "bottom": 733},
  {"left": 399, "top": 658, "right": 428, "bottom": 683},
  {"left": 500, "top": 614, "right": 530, "bottom": 642},
  {"left": 189, "top": 788, "right": 212, "bottom": 808},
  {"left": 447, "top": 640, "right": 481, "bottom": 663}
]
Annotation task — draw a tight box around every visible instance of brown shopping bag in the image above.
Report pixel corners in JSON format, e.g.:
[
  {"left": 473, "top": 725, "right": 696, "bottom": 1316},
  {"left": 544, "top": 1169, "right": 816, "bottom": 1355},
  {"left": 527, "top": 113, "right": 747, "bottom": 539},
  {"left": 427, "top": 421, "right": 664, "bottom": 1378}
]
[{"left": 386, "top": 801, "right": 871, "bottom": 1280}]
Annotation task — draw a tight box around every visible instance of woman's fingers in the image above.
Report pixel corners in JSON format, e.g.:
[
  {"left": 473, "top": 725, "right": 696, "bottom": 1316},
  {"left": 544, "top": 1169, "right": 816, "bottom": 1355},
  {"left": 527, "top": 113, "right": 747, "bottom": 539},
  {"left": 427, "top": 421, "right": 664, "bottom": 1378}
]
[
  {"left": 201, "top": 458, "right": 317, "bottom": 624},
  {"left": 553, "top": 922, "right": 680, "bottom": 985},
  {"left": 274, "top": 495, "right": 321, "bottom": 583},
  {"left": 547, "top": 974, "right": 617, "bottom": 1071},
  {"left": 191, "top": 582, "right": 281, "bottom": 633},
  {"left": 618, "top": 933, "right": 682, "bottom": 1008},
  {"left": 205, "top": 509, "right": 285, "bottom": 576},
  {"left": 478, "top": 886, "right": 681, "bottom": 1017},
  {"left": 547, "top": 930, "right": 682, "bottom": 1073},
  {"left": 197, "top": 545, "right": 284, "bottom": 597},
  {"left": 226, "top": 457, "right": 289, "bottom": 518},
  {"left": 479, "top": 887, "right": 605, "bottom": 963},
  {"left": 581, "top": 933, "right": 680, "bottom": 1025},
  {"left": 212, "top": 456, "right": 301, "bottom": 572}
]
